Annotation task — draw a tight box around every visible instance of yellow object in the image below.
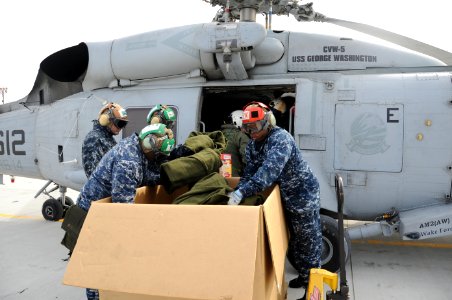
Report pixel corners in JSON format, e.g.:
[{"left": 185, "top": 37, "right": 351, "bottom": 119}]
[
  {"left": 306, "top": 268, "right": 338, "bottom": 300},
  {"left": 220, "top": 153, "right": 232, "bottom": 178}
]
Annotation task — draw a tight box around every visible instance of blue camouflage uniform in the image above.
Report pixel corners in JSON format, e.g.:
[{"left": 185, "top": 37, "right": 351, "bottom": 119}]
[
  {"left": 78, "top": 133, "right": 163, "bottom": 211},
  {"left": 236, "top": 126, "right": 322, "bottom": 287},
  {"left": 77, "top": 133, "right": 163, "bottom": 300},
  {"left": 82, "top": 120, "right": 117, "bottom": 178}
]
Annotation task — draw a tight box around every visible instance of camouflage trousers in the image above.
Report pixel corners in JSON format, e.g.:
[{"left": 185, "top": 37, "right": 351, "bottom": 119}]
[
  {"left": 285, "top": 207, "right": 322, "bottom": 287},
  {"left": 86, "top": 288, "right": 99, "bottom": 300}
]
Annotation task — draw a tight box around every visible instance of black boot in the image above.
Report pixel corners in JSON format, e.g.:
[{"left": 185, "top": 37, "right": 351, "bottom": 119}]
[{"left": 289, "top": 275, "right": 305, "bottom": 288}]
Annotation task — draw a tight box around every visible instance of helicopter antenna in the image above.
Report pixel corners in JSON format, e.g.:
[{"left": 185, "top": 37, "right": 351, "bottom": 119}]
[
  {"left": 0, "top": 87, "right": 7, "bottom": 104},
  {"left": 224, "top": 0, "right": 230, "bottom": 22},
  {"left": 267, "top": 0, "right": 273, "bottom": 30},
  {"left": 19, "top": 101, "right": 31, "bottom": 111}
]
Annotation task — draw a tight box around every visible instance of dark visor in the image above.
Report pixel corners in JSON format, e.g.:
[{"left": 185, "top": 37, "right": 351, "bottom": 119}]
[{"left": 112, "top": 118, "right": 128, "bottom": 129}]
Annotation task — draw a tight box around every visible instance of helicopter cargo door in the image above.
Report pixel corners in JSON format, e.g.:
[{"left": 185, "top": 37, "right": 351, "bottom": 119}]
[{"left": 334, "top": 103, "right": 404, "bottom": 172}]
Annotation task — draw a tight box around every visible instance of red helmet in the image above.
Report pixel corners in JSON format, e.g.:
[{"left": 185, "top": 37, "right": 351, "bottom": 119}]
[{"left": 242, "top": 102, "right": 275, "bottom": 134}]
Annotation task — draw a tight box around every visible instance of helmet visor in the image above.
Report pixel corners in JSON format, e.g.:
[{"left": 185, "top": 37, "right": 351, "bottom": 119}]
[
  {"left": 112, "top": 118, "right": 128, "bottom": 129},
  {"left": 242, "top": 121, "right": 264, "bottom": 134}
]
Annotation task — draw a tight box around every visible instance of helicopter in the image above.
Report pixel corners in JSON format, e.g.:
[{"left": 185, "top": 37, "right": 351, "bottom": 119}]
[{"left": 0, "top": 0, "right": 451, "bottom": 273}]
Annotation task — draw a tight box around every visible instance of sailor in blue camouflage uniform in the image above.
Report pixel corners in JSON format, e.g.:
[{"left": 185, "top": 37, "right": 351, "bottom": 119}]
[
  {"left": 227, "top": 101, "right": 321, "bottom": 300},
  {"left": 82, "top": 102, "right": 129, "bottom": 178},
  {"left": 77, "top": 123, "right": 175, "bottom": 300}
]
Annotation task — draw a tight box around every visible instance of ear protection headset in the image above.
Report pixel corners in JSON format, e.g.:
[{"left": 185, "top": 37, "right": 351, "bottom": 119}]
[
  {"left": 146, "top": 104, "right": 176, "bottom": 129},
  {"left": 98, "top": 103, "right": 115, "bottom": 126},
  {"left": 141, "top": 134, "right": 160, "bottom": 152},
  {"left": 139, "top": 124, "right": 175, "bottom": 156},
  {"left": 99, "top": 102, "right": 128, "bottom": 129}
]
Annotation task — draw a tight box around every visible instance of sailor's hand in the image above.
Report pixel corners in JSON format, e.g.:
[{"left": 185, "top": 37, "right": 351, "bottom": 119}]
[{"left": 227, "top": 190, "right": 243, "bottom": 205}]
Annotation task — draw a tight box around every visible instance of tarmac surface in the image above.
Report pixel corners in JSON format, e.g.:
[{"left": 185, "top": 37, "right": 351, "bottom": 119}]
[{"left": 1, "top": 176, "right": 451, "bottom": 300}]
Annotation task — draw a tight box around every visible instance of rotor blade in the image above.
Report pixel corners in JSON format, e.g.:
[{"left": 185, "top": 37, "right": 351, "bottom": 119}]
[{"left": 322, "top": 17, "right": 452, "bottom": 65}]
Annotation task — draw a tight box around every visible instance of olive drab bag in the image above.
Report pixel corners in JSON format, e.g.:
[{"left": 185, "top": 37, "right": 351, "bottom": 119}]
[{"left": 61, "top": 205, "right": 87, "bottom": 254}]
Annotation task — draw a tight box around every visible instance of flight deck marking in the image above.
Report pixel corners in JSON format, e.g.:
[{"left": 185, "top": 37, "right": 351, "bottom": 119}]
[{"left": 0, "top": 213, "right": 63, "bottom": 222}]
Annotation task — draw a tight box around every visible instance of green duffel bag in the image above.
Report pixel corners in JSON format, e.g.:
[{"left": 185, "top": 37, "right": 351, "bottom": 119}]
[
  {"left": 61, "top": 205, "right": 87, "bottom": 254},
  {"left": 160, "top": 148, "right": 222, "bottom": 193}
]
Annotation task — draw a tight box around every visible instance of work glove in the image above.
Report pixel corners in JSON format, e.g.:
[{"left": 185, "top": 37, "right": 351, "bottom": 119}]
[{"left": 227, "top": 190, "right": 243, "bottom": 205}]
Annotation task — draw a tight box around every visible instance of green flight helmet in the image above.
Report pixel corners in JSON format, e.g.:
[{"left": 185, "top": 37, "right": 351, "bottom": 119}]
[
  {"left": 146, "top": 104, "right": 176, "bottom": 129},
  {"left": 139, "top": 123, "right": 175, "bottom": 155}
]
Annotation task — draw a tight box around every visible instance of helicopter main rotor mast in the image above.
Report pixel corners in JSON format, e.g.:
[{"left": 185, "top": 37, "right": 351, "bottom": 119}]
[{"left": 206, "top": 0, "right": 324, "bottom": 24}]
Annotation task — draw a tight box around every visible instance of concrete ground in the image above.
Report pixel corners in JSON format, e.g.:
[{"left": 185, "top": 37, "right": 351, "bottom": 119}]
[{"left": 1, "top": 176, "right": 451, "bottom": 299}]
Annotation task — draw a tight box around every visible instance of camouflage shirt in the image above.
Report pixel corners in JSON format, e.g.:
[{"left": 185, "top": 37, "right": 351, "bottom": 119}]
[
  {"left": 237, "top": 127, "right": 320, "bottom": 212},
  {"left": 82, "top": 120, "right": 117, "bottom": 178},
  {"left": 77, "top": 134, "right": 164, "bottom": 211},
  {"left": 221, "top": 124, "right": 250, "bottom": 177}
]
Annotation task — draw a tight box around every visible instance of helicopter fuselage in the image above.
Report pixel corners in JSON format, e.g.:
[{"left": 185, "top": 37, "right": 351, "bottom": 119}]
[{"left": 1, "top": 24, "right": 451, "bottom": 242}]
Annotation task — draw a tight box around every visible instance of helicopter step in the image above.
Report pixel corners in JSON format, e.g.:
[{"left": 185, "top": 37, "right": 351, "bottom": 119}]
[
  {"left": 348, "top": 203, "right": 452, "bottom": 241},
  {"left": 34, "top": 180, "right": 74, "bottom": 221}
]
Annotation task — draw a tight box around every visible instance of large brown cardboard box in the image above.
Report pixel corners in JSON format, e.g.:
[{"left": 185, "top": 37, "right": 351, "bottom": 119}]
[{"left": 63, "top": 178, "right": 289, "bottom": 300}]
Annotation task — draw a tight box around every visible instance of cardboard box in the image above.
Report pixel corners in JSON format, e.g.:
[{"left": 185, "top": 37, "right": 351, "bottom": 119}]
[{"left": 63, "top": 178, "right": 289, "bottom": 300}]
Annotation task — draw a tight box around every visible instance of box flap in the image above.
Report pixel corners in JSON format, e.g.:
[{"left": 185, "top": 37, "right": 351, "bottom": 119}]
[
  {"left": 262, "top": 185, "right": 289, "bottom": 296},
  {"left": 96, "top": 185, "right": 188, "bottom": 205},
  {"left": 251, "top": 208, "right": 266, "bottom": 300},
  {"left": 64, "top": 203, "right": 263, "bottom": 299}
]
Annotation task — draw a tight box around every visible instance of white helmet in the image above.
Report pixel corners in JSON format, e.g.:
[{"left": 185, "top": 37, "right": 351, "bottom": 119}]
[{"left": 230, "top": 110, "right": 244, "bottom": 128}]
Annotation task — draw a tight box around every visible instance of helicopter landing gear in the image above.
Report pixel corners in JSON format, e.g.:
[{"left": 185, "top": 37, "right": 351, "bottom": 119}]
[
  {"left": 287, "top": 214, "right": 352, "bottom": 273},
  {"left": 319, "top": 214, "right": 352, "bottom": 273},
  {"left": 35, "top": 180, "right": 74, "bottom": 221}
]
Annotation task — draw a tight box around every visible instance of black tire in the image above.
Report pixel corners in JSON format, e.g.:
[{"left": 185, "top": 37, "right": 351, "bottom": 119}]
[
  {"left": 320, "top": 214, "right": 351, "bottom": 273},
  {"left": 59, "top": 196, "right": 75, "bottom": 218},
  {"left": 42, "top": 199, "right": 64, "bottom": 221},
  {"left": 287, "top": 214, "right": 351, "bottom": 273}
]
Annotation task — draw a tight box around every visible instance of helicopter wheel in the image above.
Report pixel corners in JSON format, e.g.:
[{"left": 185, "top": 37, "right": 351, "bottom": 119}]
[
  {"left": 319, "top": 214, "right": 351, "bottom": 273},
  {"left": 42, "top": 199, "right": 64, "bottom": 221},
  {"left": 59, "top": 196, "right": 75, "bottom": 218},
  {"left": 286, "top": 214, "right": 351, "bottom": 273}
]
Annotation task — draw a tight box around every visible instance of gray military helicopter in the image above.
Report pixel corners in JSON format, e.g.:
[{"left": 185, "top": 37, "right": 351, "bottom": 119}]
[{"left": 0, "top": 0, "right": 451, "bottom": 272}]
